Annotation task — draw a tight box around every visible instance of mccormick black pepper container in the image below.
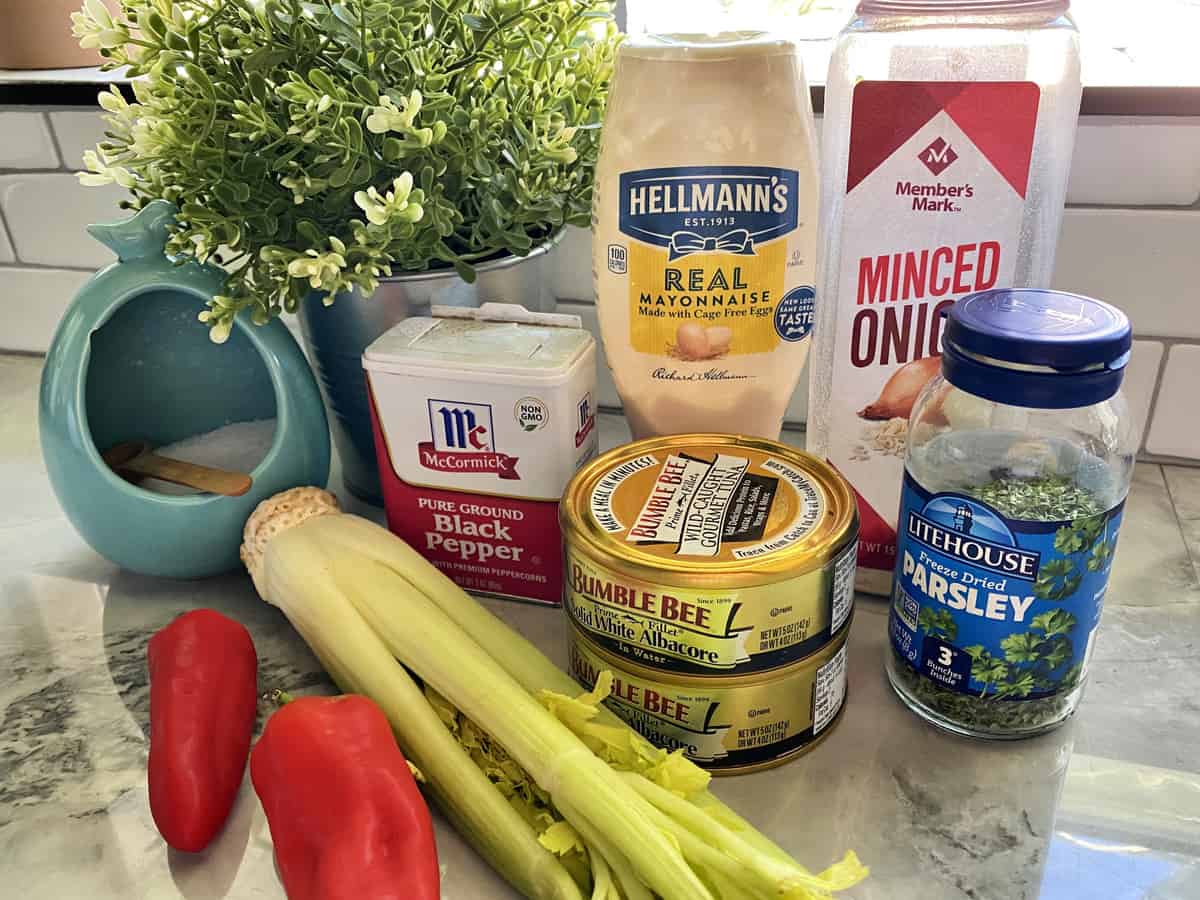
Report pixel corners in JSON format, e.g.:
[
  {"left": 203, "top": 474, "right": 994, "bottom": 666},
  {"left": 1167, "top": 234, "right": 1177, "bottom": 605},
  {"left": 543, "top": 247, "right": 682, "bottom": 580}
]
[{"left": 885, "top": 289, "right": 1135, "bottom": 739}]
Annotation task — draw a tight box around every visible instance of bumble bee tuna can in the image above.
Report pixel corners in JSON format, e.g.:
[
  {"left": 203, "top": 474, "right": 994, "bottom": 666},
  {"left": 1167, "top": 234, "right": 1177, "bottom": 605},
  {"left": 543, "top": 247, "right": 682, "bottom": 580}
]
[
  {"left": 560, "top": 434, "right": 858, "bottom": 676},
  {"left": 568, "top": 625, "right": 849, "bottom": 773}
]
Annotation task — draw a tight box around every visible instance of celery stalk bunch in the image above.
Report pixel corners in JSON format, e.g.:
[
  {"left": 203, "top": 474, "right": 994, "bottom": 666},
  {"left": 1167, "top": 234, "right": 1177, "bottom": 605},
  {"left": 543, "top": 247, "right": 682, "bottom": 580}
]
[{"left": 241, "top": 488, "right": 868, "bottom": 900}]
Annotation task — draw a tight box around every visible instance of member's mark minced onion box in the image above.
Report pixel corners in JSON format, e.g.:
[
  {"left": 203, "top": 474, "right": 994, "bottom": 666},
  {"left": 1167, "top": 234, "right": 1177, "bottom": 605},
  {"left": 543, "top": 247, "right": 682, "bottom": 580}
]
[{"left": 363, "top": 303, "right": 599, "bottom": 605}]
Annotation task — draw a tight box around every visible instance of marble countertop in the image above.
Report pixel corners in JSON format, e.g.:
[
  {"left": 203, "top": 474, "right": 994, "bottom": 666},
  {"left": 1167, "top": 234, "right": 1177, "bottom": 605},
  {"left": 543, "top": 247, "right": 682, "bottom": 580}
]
[{"left": 2, "top": 352, "right": 1198, "bottom": 900}]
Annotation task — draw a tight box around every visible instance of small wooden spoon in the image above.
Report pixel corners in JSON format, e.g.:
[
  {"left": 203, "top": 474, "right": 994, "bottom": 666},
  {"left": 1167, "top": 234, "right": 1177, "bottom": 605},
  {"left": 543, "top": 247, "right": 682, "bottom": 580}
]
[{"left": 103, "top": 441, "right": 253, "bottom": 497}]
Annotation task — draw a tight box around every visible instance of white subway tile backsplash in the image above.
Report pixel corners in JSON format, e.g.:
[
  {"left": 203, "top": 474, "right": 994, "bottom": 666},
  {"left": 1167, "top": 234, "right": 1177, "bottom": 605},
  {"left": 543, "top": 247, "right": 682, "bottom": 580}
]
[
  {"left": 1146, "top": 345, "right": 1200, "bottom": 460},
  {"left": 1067, "top": 118, "right": 1200, "bottom": 206},
  {"left": 1052, "top": 208, "right": 1200, "bottom": 339},
  {"left": 0, "top": 174, "right": 126, "bottom": 268},
  {"left": 1124, "top": 340, "right": 1164, "bottom": 449},
  {"left": 0, "top": 107, "right": 1190, "bottom": 464},
  {"left": 48, "top": 110, "right": 108, "bottom": 170},
  {"left": 0, "top": 113, "right": 60, "bottom": 170},
  {"left": 0, "top": 267, "right": 90, "bottom": 352}
]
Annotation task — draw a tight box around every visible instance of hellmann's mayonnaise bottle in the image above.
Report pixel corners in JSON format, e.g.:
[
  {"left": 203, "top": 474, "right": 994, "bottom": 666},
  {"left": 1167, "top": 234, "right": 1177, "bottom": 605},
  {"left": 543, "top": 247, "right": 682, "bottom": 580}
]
[{"left": 592, "top": 32, "right": 820, "bottom": 440}]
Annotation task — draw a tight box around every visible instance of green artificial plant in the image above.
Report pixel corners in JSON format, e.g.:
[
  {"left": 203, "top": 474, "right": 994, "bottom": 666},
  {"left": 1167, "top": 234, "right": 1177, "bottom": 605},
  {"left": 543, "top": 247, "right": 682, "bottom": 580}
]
[{"left": 73, "top": 0, "right": 619, "bottom": 341}]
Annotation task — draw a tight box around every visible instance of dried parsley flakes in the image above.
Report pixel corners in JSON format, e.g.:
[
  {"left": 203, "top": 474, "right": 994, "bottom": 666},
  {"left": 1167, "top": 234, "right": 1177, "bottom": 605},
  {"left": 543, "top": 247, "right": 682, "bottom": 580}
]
[{"left": 966, "top": 475, "right": 1104, "bottom": 521}]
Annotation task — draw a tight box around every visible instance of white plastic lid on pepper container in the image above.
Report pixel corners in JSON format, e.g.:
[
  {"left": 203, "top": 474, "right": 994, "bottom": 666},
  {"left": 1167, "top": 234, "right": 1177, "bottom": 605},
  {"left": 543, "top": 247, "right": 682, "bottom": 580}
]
[{"left": 363, "top": 303, "right": 594, "bottom": 383}]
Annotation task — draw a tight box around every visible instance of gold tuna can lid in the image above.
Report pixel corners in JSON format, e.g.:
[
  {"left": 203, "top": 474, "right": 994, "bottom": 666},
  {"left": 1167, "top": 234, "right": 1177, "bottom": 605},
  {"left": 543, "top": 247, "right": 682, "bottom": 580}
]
[{"left": 560, "top": 434, "right": 858, "bottom": 589}]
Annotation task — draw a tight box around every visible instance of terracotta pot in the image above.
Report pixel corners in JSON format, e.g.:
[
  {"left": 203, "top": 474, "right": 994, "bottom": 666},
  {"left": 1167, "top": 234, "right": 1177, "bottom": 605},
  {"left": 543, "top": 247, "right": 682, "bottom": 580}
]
[{"left": 0, "top": 0, "right": 115, "bottom": 70}]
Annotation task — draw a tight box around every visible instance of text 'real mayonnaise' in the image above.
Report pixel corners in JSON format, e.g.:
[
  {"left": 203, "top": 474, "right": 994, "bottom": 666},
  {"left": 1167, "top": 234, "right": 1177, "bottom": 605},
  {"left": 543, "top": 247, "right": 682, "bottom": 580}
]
[{"left": 592, "top": 32, "right": 820, "bottom": 440}]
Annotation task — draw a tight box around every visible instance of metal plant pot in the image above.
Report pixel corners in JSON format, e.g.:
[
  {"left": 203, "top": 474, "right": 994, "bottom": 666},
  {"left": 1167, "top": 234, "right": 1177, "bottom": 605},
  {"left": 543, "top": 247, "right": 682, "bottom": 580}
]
[{"left": 298, "top": 237, "right": 560, "bottom": 503}]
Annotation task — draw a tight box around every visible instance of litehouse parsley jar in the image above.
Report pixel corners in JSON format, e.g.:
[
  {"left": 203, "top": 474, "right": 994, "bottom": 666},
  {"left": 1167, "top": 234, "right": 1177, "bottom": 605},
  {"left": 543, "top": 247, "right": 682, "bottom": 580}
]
[
  {"left": 886, "top": 289, "right": 1135, "bottom": 739},
  {"left": 560, "top": 435, "right": 858, "bottom": 677}
]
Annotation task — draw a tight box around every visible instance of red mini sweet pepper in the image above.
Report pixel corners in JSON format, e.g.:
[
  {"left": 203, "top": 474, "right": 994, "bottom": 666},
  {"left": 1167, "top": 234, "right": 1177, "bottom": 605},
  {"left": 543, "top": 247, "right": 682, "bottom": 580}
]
[
  {"left": 147, "top": 608, "right": 258, "bottom": 852},
  {"left": 250, "top": 694, "right": 440, "bottom": 900}
]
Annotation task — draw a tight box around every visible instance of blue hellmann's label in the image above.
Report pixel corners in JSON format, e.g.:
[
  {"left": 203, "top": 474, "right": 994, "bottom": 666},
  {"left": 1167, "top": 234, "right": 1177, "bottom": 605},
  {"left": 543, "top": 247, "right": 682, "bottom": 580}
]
[
  {"left": 615, "top": 165, "right": 806, "bottom": 358},
  {"left": 618, "top": 166, "right": 800, "bottom": 260},
  {"left": 888, "top": 471, "right": 1123, "bottom": 701}
]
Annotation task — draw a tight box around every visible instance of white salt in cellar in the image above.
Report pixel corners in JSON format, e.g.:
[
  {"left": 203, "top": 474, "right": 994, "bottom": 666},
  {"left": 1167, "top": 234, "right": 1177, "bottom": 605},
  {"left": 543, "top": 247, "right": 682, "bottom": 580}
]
[
  {"left": 363, "top": 304, "right": 598, "bottom": 605},
  {"left": 808, "top": 0, "right": 1082, "bottom": 595}
]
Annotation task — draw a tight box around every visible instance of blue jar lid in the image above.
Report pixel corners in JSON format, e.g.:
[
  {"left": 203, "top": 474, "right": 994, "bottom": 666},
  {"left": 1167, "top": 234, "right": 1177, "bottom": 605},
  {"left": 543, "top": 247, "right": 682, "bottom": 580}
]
[{"left": 941, "top": 289, "right": 1132, "bottom": 409}]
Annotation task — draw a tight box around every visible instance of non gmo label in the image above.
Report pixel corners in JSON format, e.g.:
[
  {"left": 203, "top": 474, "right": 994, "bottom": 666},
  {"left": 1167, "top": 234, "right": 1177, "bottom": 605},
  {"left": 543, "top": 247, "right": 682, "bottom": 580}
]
[
  {"left": 515, "top": 396, "right": 550, "bottom": 432},
  {"left": 888, "top": 472, "right": 1123, "bottom": 703}
]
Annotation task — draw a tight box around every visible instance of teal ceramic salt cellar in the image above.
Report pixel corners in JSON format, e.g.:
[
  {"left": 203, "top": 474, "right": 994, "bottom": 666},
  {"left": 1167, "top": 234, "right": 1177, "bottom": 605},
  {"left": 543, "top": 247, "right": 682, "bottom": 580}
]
[{"left": 40, "top": 201, "right": 330, "bottom": 578}]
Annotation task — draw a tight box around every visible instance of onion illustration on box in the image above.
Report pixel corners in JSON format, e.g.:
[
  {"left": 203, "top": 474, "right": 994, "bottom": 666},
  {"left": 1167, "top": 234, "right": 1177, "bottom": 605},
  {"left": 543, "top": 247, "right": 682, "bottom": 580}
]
[
  {"left": 364, "top": 305, "right": 599, "bottom": 605},
  {"left": 817, "top": 81, "right": 1043, "bottom": 589}
]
